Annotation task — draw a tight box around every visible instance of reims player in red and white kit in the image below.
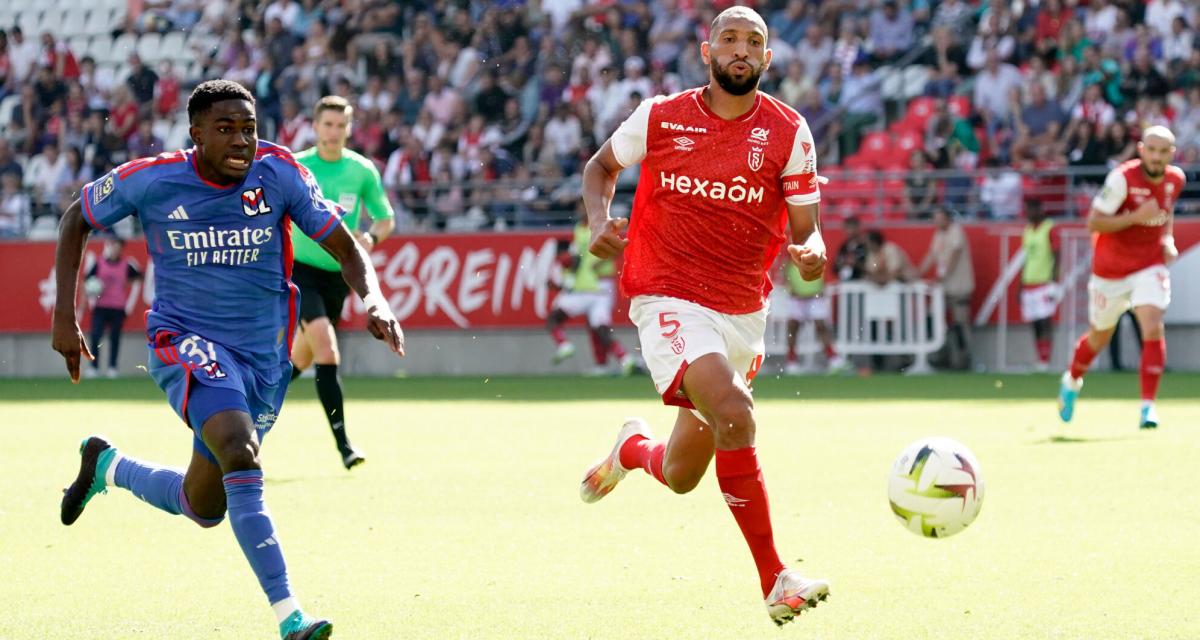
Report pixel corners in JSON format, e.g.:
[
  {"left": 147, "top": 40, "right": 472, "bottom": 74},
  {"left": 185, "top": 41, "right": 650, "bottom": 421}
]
[
  {"left": 1058, "top": 126, "right": 1184, "bottom": 429},
  {"left": 577, "top": 7, "right": 830, "bottom": 626}
]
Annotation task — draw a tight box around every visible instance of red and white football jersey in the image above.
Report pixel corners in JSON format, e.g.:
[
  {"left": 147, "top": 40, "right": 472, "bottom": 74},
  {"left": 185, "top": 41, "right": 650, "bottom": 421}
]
[
  {"left": 611, "top": 87, "right": 820, "bottom": 314},
  {"left": 1090, "top": 159, "right": 1186, "bottom": 279}
]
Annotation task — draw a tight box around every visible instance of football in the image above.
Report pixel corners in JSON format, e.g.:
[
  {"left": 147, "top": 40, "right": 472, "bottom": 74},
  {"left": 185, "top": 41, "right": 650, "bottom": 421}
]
[
  {"left": 84, "top": 277, "right": 104, "bottom": 298},
  {"left": 888, "top": 437, "right": 984, "bottom": 539}
]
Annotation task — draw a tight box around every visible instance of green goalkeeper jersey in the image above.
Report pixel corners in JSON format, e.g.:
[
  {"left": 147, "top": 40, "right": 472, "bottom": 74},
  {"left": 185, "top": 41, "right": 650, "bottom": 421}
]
[{"left": 292, "top": 147, "right": 394, "bottom": 272}]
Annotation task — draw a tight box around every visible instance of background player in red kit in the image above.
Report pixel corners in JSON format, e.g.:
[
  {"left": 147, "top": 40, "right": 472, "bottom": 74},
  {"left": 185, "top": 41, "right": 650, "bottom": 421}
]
[
  {"left": 1058, "top": 126, "right": 1183, "bottom": 429},
  {"left": 577, "top": 6, "right": 830, "bottom": 626}
]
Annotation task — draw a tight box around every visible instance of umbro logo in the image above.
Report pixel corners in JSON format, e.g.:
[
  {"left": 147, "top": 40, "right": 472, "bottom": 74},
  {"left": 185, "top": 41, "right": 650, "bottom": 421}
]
[
  {"left": 673, "top": 136, "right": 695, "bottom": 151},
  {"left": 167, "top": 206, "right": 189, "bottom": 221},
  {"left": 256, "top": 535, "right": 278, "bottom": 549},
  {"left": 722, "top": 492, "right": 750, "bottom": 507}
]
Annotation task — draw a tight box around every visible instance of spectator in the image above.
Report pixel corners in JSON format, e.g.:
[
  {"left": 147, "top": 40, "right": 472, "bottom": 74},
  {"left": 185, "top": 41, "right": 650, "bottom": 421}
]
[
  {"left": 1145, "top": 0, "right": 1187, "bottom": 39},
  {"left": 123, "top": 53, "right": 158, "bottom": 105},
  {"left": 1014, "top": 83, "right": 1067, "bottom": 160},
  {"left": 38, "top": 31, "right": 80, "bottom": 81},
  {"left": 154, "top": 61, "right": 181, "bottom": 119},
  {"left": 61, "top": 145, "right": 93, "bottom": 211},
  {"left": 85, "top": 236, "right": 143, "bottom": 378},
  {"left": 797, "top": 24, "right": 834, "bottom": 86},
  {"left": 108, "top": 85, "right": 139, "bottom": 142},
  {"left": 1099, "top": 120, "right": 1137, "bottom": 166},
  {"left": 868, "top": 0, "right": 915, "bottom": 64},
  {"left": 976, "top": 50, "right": 1024, "bottom": 117},
  {"left": 1162, "top": 16, "right": 1193, "bottom": 63},
  {"left": 931, "top": 0, "right": 975, "bottom": 44},
  {"left": 918, "top": 208, "right": 975, "bottom": 370},
  {"left": 8, "top": 26, "right": 39, "bottom": 85},
  {"left": 835, "top": 216, "right": 870, "bottom": 281},
  {"left": 865, "top": 229, "right": 917, "bottom": 285},
  {"left": 979, "top": 158, "right": 1024, "bottom": 218},
  {"left": 0, "top": 172, "right": 32, "bottom": 238},
  {"left": 648, "top": 0, "right": 693, "bottom": 68},
  {"left": 769, "top": 0, "right": 810, "bottom": 46},
  {"left": 544, "top": 102, "right": 583, "bottom": 172},
  {"left": 422, "top": 74, "right": 462, "bottom": 127},
  {"left": 23, "top": 143, "right": 69, "bottom": 216},
  {"left": 128, "top": 120, "right": 164, "bottom": 159},
  {"left": 903, "top": 151, "right": 937, "bottom": 218},
  {"left": 838, "top": 57, "right": 882, "bottom": 157},
  {"left": 0, "top": 139, "right": 24, "bottom": 181}
]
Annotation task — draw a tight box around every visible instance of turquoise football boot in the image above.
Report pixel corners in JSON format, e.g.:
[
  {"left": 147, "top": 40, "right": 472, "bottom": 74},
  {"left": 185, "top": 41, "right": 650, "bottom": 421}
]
[
  {"left": 1057, "top": 372, "right": 1082, "bottom": 423},
  {"left": 280, "top": 611, "right": 332, "bottom": 640},
  {"left": 61, "top": 436, "right": 118, "bottom": 525},
  {"left": 1139, "top": 403, "right": 1159, "bottom": 430}
]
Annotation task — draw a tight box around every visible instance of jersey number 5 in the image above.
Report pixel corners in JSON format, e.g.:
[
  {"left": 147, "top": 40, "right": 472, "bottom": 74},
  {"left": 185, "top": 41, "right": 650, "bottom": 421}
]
[{"left": 659, "top": 312, "right": 681, "bottom": 339}]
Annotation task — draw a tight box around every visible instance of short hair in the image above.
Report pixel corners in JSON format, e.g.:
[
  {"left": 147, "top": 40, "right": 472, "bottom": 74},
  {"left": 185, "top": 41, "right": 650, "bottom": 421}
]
[
  {"left": 187, "top": 80, "right": 255, "bottom": 123},
  {"left": 709, "top": 6, "right": 768, "bottom": 42},
  {"left": 314, "top": 95, "right": 353, "bottom": 120},
  {"left": 1142, "top": 125, "right": 1175, "bottom": 145}
]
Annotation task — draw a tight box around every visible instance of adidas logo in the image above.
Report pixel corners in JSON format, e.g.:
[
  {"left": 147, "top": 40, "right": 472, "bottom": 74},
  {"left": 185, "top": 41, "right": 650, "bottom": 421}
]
[
  {"left": 256, "top": 535, "right": 278, "bottom": 549},
  {"left": 167, "top": 206, "right": 189, "bottom": 221}
]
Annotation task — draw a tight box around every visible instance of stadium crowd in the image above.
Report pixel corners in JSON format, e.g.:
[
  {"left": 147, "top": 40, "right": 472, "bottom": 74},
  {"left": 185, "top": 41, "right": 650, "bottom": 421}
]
[{"left": 1, "top": 0, "right": 1199, "bottom": 238}]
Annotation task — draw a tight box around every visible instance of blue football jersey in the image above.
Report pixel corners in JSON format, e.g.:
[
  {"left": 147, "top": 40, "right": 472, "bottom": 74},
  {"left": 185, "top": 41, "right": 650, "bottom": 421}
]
[{"left": 80, "top": 141, "right": 343, "bottom": 371}]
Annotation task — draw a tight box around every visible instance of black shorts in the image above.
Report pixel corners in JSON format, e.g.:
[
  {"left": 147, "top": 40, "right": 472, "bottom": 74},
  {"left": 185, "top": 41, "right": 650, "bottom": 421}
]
[{"left": 293, "top": 261, "right": 351, "bottom": 327}]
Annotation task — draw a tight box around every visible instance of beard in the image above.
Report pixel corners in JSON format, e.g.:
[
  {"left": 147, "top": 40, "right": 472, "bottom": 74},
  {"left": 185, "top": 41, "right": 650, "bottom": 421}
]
[
  {"left": 1143, "top": 164, "right": 1164, "bottom": 178},
  {"left": 711, "top": 58, "right": 763, "bottom": 96}
]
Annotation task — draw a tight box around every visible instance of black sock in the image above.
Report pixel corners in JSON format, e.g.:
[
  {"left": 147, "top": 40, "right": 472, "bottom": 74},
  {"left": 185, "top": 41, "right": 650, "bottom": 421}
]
[
  {"left": 289, "top": 363, "right": 304, "bottom": 382},
  {"left": 314, "top": 364, "right": 349, "bottom": 451}
]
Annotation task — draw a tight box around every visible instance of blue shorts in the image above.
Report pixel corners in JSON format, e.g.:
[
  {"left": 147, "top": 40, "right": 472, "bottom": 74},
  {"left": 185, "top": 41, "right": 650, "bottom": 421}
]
[{"left": 147, "top": 331, "right": 289, "bottom": 464}]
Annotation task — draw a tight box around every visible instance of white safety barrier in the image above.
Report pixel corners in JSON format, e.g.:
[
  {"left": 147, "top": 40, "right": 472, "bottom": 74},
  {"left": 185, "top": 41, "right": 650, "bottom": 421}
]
[{"left": 766, "top": 281, "right": 947, "bottom": 373}]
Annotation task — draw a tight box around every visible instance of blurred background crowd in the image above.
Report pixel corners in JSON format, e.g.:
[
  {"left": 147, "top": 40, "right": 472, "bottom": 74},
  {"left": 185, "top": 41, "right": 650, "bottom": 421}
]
[{"left": 1, "top": 0, "right": 1199, "bottom": 239}]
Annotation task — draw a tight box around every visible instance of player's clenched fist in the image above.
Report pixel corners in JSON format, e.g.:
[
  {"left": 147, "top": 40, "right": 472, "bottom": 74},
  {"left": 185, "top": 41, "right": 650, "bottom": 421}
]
[
  {"left": 589, "top": 217, "right": 629, "bottom": 259},
  {"left": 787, "top": 243, "right": 826, "bottom": 281}
]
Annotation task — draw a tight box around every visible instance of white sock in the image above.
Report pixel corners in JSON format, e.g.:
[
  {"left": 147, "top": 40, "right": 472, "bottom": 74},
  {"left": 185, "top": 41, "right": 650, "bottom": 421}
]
[
  {"left": 271, "top": 596, "right": 302, "bottom": 624},
  {"left": 1141, "top": 400, "right": 1155, "bottom": 410},
  {"left": 105, "top": 452, "right": 123, "bottom": 486}
]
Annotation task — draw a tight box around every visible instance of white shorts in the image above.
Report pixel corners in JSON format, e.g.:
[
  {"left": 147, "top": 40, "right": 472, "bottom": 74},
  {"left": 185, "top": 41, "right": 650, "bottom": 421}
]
[
  {"left": 1088, "top": 264, "right": 1171, "bottom": 330},
  {"left": 1020, "top": 283, "right": 1059, "bottom": 322},
  {"left": 553, "top": 280, "right": 615, "bottom": 327},
  {"left": 786, "top": 295, "right": 831, "bottom": 323},
  {"left": 629, "top": 295, "right": 766, "bottom": 410}
]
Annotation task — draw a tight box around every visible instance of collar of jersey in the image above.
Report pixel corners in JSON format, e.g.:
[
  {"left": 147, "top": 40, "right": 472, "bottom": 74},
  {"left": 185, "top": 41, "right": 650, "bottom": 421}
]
[
  {"left": 188, "top": 147, "right": 248, "bottom": 190},
  {"left": 691, "top": 86, "right": 763, "bottom": 124}
]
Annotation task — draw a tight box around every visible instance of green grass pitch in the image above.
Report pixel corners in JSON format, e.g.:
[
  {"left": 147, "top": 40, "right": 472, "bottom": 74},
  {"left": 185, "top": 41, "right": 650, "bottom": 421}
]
[{"left": 1, "top": 373, "right": 1197, "bottom": 639}]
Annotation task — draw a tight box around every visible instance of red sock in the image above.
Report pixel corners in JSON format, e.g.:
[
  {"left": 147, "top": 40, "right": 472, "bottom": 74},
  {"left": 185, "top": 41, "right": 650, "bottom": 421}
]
[
  {"left": 618, "top": 436, "right": 667, "bottom": 486},
  {"left": 823, "top": 344, "right": 836, "bottom": 359},
  {"left": 1069, "top": 333, "right": 1097, "bottom": 380},
  {"left": 1140, "top": 338, "right": 1165, "bottom": 401},
  {"left": 588, "top": 330, "right": 607, "bottom": 365},
  {"left": 715, "top": 447, "right": 785, "bottom": 598},
  {"left": 610, "top": 340, "right": 627, "bottom": 359},
  {"left": 1036, "top": 339, "right": 1052, "bottom": 364},
  {"left": 550, "top": 327, "right": 567, "bottom": 345}
]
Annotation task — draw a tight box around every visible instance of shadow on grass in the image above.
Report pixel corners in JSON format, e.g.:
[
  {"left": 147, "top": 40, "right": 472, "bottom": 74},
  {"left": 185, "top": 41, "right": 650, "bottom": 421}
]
[
  {"left": 1033, "top": 434, "right": 1141, "bottom": 445},
  {"left": 3, "top": 373, "right": 1196, "bottom": 403}
]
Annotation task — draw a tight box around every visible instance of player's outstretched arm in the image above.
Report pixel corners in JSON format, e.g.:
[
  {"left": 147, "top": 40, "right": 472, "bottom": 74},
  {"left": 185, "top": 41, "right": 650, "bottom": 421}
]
[
  {"left": 581, "top": 140, "right": 629, "bottom": 259},
  {"left": 319, "top": 223, "right": 405, "bottom": 357},
  {"left": 785, "top": 202, "right": 827, "bottom": 281},
  {"left": 51, "top": 199, "right": 96, "bottom": 382}
]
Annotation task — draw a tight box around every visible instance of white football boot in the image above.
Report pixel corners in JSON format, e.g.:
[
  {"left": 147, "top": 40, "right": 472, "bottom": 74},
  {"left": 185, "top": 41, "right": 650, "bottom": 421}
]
[
  {"left": 765, "top": 568, "right": 831, "bottom": 626},
  {"left": 579, "top": 418, "right": 652, "bottom": 503}
]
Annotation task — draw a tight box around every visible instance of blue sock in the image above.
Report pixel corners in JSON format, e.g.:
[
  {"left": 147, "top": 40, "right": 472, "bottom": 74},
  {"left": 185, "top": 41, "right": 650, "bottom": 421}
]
[
  {"left": 113, "top": 456, "right": 184, "bottom": 515},
  {"left": 224, "top": 470, "right": 294, "bottom": 606}
]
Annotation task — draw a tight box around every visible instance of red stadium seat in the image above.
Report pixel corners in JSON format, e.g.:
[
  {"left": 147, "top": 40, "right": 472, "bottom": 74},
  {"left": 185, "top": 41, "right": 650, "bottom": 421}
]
[
  {"left": 842, "top": 154, "right": 878, "bottom": 171},
  {"left": 904, "top": 97, "right": 936, "bottom": 129},
  {"left": 858, "top": 132, "right": 893, "bottom": 163},
  {"left": 895, "top": 129, "right": 923, "bottom": 156},
  {"left": 948, "top": 96, "right": 971, "bottom": 118}
]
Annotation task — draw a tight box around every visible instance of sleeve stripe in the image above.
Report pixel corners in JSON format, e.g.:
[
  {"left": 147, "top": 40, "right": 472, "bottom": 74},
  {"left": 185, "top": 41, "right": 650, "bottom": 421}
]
[
  {"left": 80, "top": 184, "right": 105, "bottom": 230},
  {"left": 311, "top": 214, "right": 339, "bottom": 241}
]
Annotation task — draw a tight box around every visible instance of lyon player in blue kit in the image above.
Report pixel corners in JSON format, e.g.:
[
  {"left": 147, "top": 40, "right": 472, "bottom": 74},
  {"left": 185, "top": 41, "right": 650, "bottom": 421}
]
[{"left": 52, "top": 81, "right": 404, "bottom": 640}]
